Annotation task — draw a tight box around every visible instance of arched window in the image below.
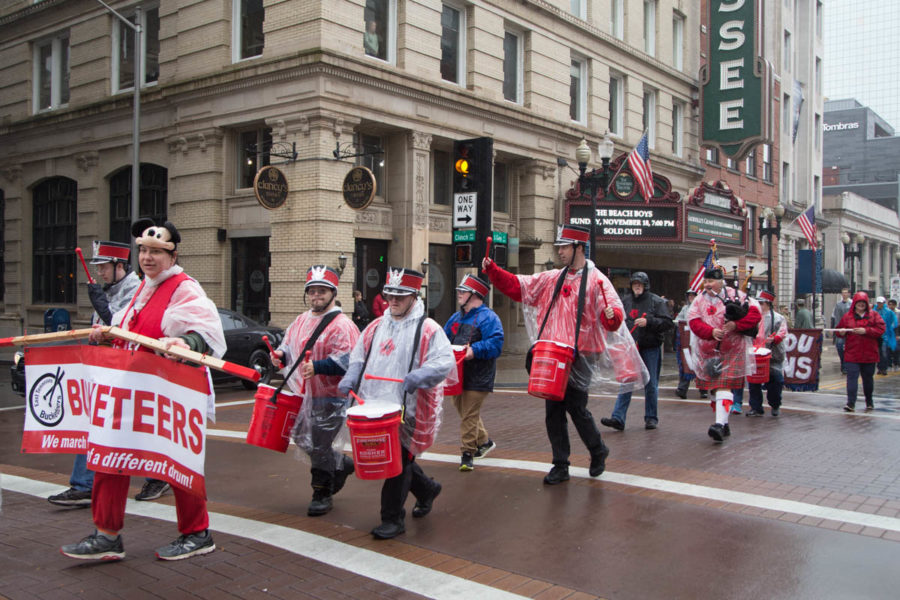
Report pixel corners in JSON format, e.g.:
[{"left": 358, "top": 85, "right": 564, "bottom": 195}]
[
  {"left": 109, "top": 164, "right": 168, "bottom": 243},
  {"left": 33, "top": 177, "right": 77, "bottom": 304}
]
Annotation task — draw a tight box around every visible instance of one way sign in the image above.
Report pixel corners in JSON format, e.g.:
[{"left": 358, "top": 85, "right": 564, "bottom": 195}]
[{"left": 453, "top": 192, "right": 477, "bottom": 228}]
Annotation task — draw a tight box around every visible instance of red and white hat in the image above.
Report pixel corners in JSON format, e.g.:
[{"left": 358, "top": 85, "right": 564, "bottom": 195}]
[
  {"left": 756, "top": 289, "right": 776, "bottom": 304},
  {"left": 90, "top": 240, "right": 131, "bottom": 264},
  {"left": 553, "top": 224, "right": 591, "bottom": 246},
  {"left": 383, "top": 267, "right": 424, "bottom": 296},
  {"left": 305, "top": 265, "right": 340, "bottom": 291},
  {"left": 456, "top": 274, "right": 489, "bottom": 298}
]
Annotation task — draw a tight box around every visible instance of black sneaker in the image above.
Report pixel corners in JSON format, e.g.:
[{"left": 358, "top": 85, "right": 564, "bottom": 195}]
[
  {"left": 474, "top": 439, "right": 496, "bottom": 458},
  {"left": 155, "top": 530, "right": 215, "bottom": 561},
  {"left": 135, "top": 479, "right": 171, "bottom": 501},
  {"left": 708, "top": 423, "right": 726, "bottom": 442},
  {"left": 543, "top": 465, "right": 569, "bottom": 485},
  {"left": 600, "top": 417, "right": 625, "bottom": 431},
  {"left": 307, "top": 490, "right": 333, "bottom": 517},
  {"left": 746, "top": 409, "right": 764, "bottom": 417},
  {"left": 48, "top": 487, "right": 92, "bottom": 507},
  {"left": 645, "top": 419, "right": 658, "bottom": 430},
  {"left": 699, "top": 391, "right": 709, "bottom": 399},
  {"left": 589, "top": 444, "right": 610, "bottom": 477},
  {"left": 865, "top": 404, "right": 874, "bottom": 411},
  {"left": 771, "top": 407, "right": 780, "bottom": 417},
  {"left": 371, "top": 520, "right": 405, "bottom": 539},
  {"left": 843, "top": 404, "right": 855, "bottom": 413},
  {"left": 332, "top": 456, "right": 355, "bottom": 495},
  {"left": 412, "top": 481, "right": 442, "bottom": 518},
  {"left": 459, "top": 451, "right": 474, "bottom": 471},
  {"left": 723, "top": 424, "right": 731, "bottom": 437},
  {"left": 675, "top": 389, "right": 687, "bottom": 399},
  {"left": 60, "top": 531, "right": 124, "bottom": 561}
]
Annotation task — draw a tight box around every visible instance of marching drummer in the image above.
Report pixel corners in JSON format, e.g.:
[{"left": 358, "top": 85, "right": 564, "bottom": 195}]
[
  {"left": 271, "top": 265, "right": 360, "bottom": 516},
  {"left": 338, "top": 267, "right": 455, "bottom": 539},
  {"left": 745, "top": 289, "right": 788, "bottom": 418},
  {"left": 482, "top": 224, "right": 640, "bottom": 485},
  {"left": 62, "top": 219, "right": 226, "bottom": 561}
]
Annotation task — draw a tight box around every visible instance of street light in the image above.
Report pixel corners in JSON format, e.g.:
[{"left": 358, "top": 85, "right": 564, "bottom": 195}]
[
  {"left": 842, "top": 232, "right": 864, "bottom": 294},
  {"left": 758, "top": 204, "right": 784, "bottom": 291},
  {"left": 575, "top": 131, "right": 616, "bottom": 261}
]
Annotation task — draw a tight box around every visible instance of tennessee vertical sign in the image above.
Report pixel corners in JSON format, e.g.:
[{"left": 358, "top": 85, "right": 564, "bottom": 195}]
[
  {"left": 700, "top": 0, "right": 774, "bottom": 161},
  {"left": 22, "top": 345, "right": 213, "bottom": 497}
]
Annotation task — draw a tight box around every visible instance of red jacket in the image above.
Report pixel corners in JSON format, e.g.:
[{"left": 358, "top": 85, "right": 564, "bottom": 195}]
[{"left": 837, "top": 292, "right": 885, "bottom": 364}]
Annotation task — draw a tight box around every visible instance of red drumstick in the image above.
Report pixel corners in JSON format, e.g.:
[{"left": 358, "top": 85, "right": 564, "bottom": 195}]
[
  {"left": 364, "top": 374, "right": 404, "bottom": 383},
  {"left": 75, "top": 248, "right": 95, "bottom": 284},
  {"left": 298, "top": 350, "right": 312, "bottom": 394},
  {"left": 349, "top": 390, "right": 365, "bottom": 405},
  {"left": 263, "top": 335, "right": 281, "bottom": 367},
  {"left": 485, "top": 235, "right": 493, "bottom": 261},
  {"left": 630, "top": 313, "right": 647, "bottom": 334}
]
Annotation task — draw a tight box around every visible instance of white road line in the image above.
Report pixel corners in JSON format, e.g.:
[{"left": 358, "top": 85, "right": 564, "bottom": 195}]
[{"left": 1, "top": 474, "right": 529, "bottom": 600}]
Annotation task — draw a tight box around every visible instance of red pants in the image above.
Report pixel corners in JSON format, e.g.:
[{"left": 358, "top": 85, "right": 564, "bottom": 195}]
[{"left": 92, "top": 472, "right": 209, "bottom": 534}]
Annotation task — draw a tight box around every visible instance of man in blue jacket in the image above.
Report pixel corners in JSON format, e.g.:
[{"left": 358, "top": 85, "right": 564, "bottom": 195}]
[
  {"left": 443, "top": 274, "right": 504, "bottom": 471},
  {"left": 874, "top": 296, "right": 897, "bottom": 375}
]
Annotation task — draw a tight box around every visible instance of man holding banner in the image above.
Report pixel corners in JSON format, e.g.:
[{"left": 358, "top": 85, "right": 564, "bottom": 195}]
[{"left": 60, "top": 219, "right": 226, "bottom": 561}]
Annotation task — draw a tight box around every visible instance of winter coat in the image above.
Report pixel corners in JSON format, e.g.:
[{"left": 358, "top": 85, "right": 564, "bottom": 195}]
[
  {"left": 836, "top": 292, "right": 886, "bottom": 364},
  {"left": 876, "top": 306, "right": 897, "bottom": 351},
  {"left": 622, "top": 290, "right": 673, "bottom": 350},
  {"left": 443, "top": 304, "right": 504, "bottom": 392}
]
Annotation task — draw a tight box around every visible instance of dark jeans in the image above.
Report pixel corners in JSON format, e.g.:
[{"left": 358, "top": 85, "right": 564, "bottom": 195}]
[
  {"left": 546, "top": 385, "right": 604, "bottom": 467},
  {"left": 749, "top": 370, "right": 784, "bottom": 411},
  {"left": 845, "top": 362, "right": 876, "bottom": 408},
  {"left": 835, "top": 338, "right": 845, "bottom": 371},
  {"left": 379, "top": 448, "right": 438, "bottom": 523},
  {"left": 878, "top": 341, "right": 892, "bottom": 373},
  {"left": 612, "top": 345, "right": 660, "bottom": 425}
]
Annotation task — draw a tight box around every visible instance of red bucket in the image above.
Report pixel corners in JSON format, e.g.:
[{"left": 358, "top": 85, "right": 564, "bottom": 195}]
[
  {"left": 527, "top": 340, "right": 575, "bottom": 401},
  {"left": 747, "top": 348, "right": 771, "bottom": 383},
  {"left": 444, "top": 345, "right": 467, "bottom": 396},
  {"left": 246, "top": 384, "right": 303, "bottom": 453},
  {"left": 346, "top": 403, "right": 403, "bottom": 480}
]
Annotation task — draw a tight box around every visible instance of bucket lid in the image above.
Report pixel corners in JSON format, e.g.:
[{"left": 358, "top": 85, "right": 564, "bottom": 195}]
[
  {"left": 535, "top": 339, "right": 575, "bottom": 351},
  {"left": 347, "top": 402, "right": 402, "bottom": 420},
  {"left": 753, "top": 347, "right": 772, "bottom": 356},
  {"left": 451, "top": 345, "right": 467, "bottom": 351}
]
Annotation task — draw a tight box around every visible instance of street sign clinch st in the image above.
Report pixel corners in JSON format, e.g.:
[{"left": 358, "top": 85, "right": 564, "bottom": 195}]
[{"left": 700, "top": 0, "right": 774, "bottom": 161}]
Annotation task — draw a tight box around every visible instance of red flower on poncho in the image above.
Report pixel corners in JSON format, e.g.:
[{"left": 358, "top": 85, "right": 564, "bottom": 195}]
[
  {"left": 561, "top": 285, "right": 572, "bottom": 297},
  {"left": 707, "top": 306, "right": 717, "bottom": 316},
  {"left": 629, "top": 309, "right": 640, "bottom": 319},
  {"left": 451, "top": 322, "right": 460, "bottom": 335}
]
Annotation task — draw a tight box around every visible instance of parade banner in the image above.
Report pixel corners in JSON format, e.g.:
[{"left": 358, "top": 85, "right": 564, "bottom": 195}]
[
  {"left": 677, "top": 323, "right": 821, "bottom": 389},
  {"left": 22, "top": 345, "right": 212, "bottom": 496}
]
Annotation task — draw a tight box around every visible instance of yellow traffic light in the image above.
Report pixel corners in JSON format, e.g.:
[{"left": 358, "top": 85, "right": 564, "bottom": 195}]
[{"left": 455, "top": 157, "right": 469, "bottom": 176}]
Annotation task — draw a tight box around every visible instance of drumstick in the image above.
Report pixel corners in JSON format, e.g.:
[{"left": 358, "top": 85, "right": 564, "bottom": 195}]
[
  {"left": 298, "top": 350, "right": 311, "bottom": 394},
  {"left": 262, "top": 335, "right": 281, "bottom": 368},
  {"left": 75, "top": 248, "right": 95, "bottom": 284},
  {"left": 485, "top": 235, "right": 493, "bottom": 260},
  {"left": 349, "top": 390, "right": 365, "bottom": 405},
  {"left": 364, "top": 374, "right": 404, "bottom": 383},
  {"left": 629, "top": 313, "right": 647, "bottom": 334}
]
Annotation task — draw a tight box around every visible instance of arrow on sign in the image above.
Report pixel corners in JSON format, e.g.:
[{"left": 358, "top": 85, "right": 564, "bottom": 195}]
[{"left": 458, "top": 214, "right": 472, "bottom": 224}]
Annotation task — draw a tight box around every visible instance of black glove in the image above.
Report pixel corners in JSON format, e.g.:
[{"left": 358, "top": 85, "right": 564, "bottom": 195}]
[{"left": 87, "top": 283, "right": 113, "bottom": 325}]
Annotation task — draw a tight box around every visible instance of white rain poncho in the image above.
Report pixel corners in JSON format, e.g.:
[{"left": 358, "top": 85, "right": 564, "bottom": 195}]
[
  {"left": 276, "top": 307, "right": 359, "bottom": 471},
  {"left": 687, "top": 286, "right": 760, "bottom": 386},
  {"left": 754, "top": 308, "right": 789, "bottom": 376},
  {"left": 343, "top": 299, "right": 456, "bottom": 456},
  {"left": 518, "top": 260, "right": 649, "bottom": 394}
]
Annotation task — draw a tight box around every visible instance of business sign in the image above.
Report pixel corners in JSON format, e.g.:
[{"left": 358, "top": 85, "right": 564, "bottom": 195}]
[
  {"left": 823, "top": 121, "right": 860, "bottom": 132},
  {"left": 700, "top": 0, "right": 773, "bottom": 160},
  {"left": 686, "top": 209, "right": 745, "bottom": 246},
  {"left": 567, "top": 202, "right": 680, "bottom": 241},
  {"left": 253, "top": 166, "right": 289, "bottom": 210},
  {"left": 342, "top": 166, "right": 377, "bottom": 210}
]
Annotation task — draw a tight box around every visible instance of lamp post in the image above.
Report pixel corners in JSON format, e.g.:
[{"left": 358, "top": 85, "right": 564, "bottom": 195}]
[
  {"left": 575, "top": 131, "right": 616, "bottom": 261},
  {"left": 758, "top": 204, "right": 784, "bottom": 291},
  {"left": 842, "top": 232, "right": 864, "bottom": 294}
]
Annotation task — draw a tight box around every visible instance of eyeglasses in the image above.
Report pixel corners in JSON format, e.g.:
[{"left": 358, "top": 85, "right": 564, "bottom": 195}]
[{"left": 384, "top": 294, "right": 410, "bottom": 302}]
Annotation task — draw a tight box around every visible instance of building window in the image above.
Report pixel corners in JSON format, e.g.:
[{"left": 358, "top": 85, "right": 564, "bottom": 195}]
[
  {"left": 238, "top": 128, "right": 272, "bottom": 189},
  {"left": 570, "top": 0, "right": 585, "bottom": 20},
  {"left": 672, "top": 101, "right": 683, "bottom": 156},
  {"left": 782, "top": 162, "right": 792, "bottom": 204},
  {"left": 570, "top": 58, "right": 586, "bottom": 124},
  {"left": 493, "top": 162, "right": 508, "bottom": 213},
  {"left": 112, "top": 4, "right": 160, "bottom": 93},
  {"left": 642, "top": 90, "right": 656, "bottom": 149},
  {"left": 433, "top": 149, "right": 451, "bottom": 206},
  {"left": 706, "top": 147, "right": 719, "bottom": 165},
  {"left": 33, "top": 33, "right": 69, "bottom": 112},
  {"left": 815, "top": 113, "right": 821, "bottom": 150},
  {"left": 726, "top": 157, "right": 736, "bottom": 170},
  {"left": 503, "top": 30, "right": 522, "bottom": 103},
  {"left": 440, "top": 4, "right": 465, "bottom": 85},
  {"left": 0, "top": 189, "right": 4, "bottom": 303},
  {"left": 234, "top": 0, "right": 264, "bottom": 61},
  {"left": 609, "top": 74, "right": 624, "bottom": 136},
  {"left": 610, "top": 0, "right": 623, "bottom": 40},
  {"left": 747, "top": 205, "right": 756, "bottom": 253},
  {"left": 109, "top": 165, "right": 168, "bottom": 244},
  {"left": 643, "top": 0, "right": 656, "bottom": 56},
  {"left": 816, "top": 1, "right": 823, "bottom": 38},
  {"left": 745, "top": 150, "right": 757, "bottom": 177},
  {"left": 783, "top": 94, "right": 791, "bottom": 135},
  {"left": 672, "top": 13, "right": 684, "bottom": 71},
  {"left": 762, "top": 144, "right": 772, "bottom": 182},
  {"left": 33, "top": 177, "right": 77, "bottom": 304},
  {"left": 815, "top": 57, "right": 822, "bottom": 95},
  {"left": 783, "top": 30, "right": 791, "bottom": 73},
  {"left": 364, "top": 0, "right": 395, "bottom": 62},
  {"left": 358, "top": 134, "right": 385, "bottom": 200}
]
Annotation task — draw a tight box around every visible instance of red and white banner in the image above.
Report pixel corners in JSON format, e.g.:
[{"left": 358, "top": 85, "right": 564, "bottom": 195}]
[{"left": 22, "top": 345, "right": 213, "bottom": 496}]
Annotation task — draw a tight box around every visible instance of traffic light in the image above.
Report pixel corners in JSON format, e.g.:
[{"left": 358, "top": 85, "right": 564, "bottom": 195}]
[
  {"left": 452, "top": 137, "right": 493, "bottom": 268},
  {"left": 455, "top": 244, "right": 472, "bottom": 264}
]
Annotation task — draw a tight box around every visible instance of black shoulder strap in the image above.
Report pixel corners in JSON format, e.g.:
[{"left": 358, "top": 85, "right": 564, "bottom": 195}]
[
  {"left": 572, "top": 265, "right": 589, "bottom": 352},
  {"left": 408, "top": 314, "right": 427, "bottom": 373},
  {"left": 276, "top": 309, "right": 341, "bottom": 395}
]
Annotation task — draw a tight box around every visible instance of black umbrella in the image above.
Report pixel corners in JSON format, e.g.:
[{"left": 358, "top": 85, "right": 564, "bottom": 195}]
[{"left": 821, "top": 269, "right": 850, "bottom": 293}]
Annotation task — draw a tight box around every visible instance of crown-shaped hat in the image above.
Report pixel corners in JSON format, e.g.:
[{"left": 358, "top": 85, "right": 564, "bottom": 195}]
[
  {"left": 383, "top": 267, "right": 424, "bottom": 295},
  {"left": 553, "top": 224, "right": 591, "bottom": 246},
  {"left": 90, "top": 240, "right": 131, "bottom": 264},
  {"left": 456, "top": 274, "right": 489, "bottom": 298},
  {"left": 305, "top": 265, "right": 340, "bottom": 291}
]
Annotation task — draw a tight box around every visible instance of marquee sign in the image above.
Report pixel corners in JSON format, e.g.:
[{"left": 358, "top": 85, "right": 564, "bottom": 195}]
[
  {"left": 566, "top": 202, "right": 680, "bottom": 242},
  {"left": 700, "top": 0, "right": 774, "bottom": 160}
]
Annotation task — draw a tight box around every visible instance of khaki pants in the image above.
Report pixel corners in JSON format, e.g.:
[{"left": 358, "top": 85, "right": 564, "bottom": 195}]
[{"left": 451, "top": 389, "right": 489, "bottom": 454}]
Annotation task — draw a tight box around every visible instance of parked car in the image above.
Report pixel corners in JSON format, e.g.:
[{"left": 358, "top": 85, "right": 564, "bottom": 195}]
[{"left": 8, "top": 308, "right": 284, "bottom": 396}]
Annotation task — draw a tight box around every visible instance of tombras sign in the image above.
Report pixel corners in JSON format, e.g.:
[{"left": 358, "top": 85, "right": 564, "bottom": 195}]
[{"left": 700, "top": 0, "right": 774, "bottom": 161}]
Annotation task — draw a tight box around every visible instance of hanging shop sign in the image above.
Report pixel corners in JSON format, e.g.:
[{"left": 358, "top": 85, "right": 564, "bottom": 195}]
[
  {"left": 342, "top": 166, "right": 377, "bottom": 210},
  {"left": 253, "top": 166, "right": 289, "bottom": 210},
  {"left": 700, "top": 0, "right": 774, "bottom": 160},
  {"left": 564, "top": 154, "right": 681, "bottom": 204}
]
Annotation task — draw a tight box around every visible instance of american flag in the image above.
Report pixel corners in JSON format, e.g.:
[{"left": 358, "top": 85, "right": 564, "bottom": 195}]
[
  {"left": 688, "top": 249, "right": 715, "bottom": 293},
  {"left": 627, "top": 131, "right": 655, "bottom": 203},
  {"left": 794, "top": 204, "right": 817, "bottom": 249}
]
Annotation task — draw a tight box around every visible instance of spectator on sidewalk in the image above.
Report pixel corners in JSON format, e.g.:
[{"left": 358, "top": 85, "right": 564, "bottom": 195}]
[
  {"left": 601, "top": 272, "right": 672, "bottom": 431},
  {"left": 888, "top": 298, "right": 900, "bottom": 369},
  {"left": 352, "top": 289, "right": 370, "bottom": 331},
  {"left": 794, "top": 298, "right": 813, "bottom": 329},
  {"left": 831, "top": 287, "right": 852, "bottom": 374},
  {"left": 371, "top": 290, "right": 389, "bottom": 319},
  {"left": 688, "top": 267, "right": 761, "bottom": 443},
  {"left": 443, "top": 274, "right": 504, "bottom": 471},
  {"left": 836, "top": 291, "right": 885, "bottom": 412},
  {"left": 675, "top": 290, "right": 708, "bottom": 400},
  {"left": 874, "top": 296, "right": 896, "bottom": 375},
  {"left": 746, "top": 289, "right": 788, "bottom": 417}
]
